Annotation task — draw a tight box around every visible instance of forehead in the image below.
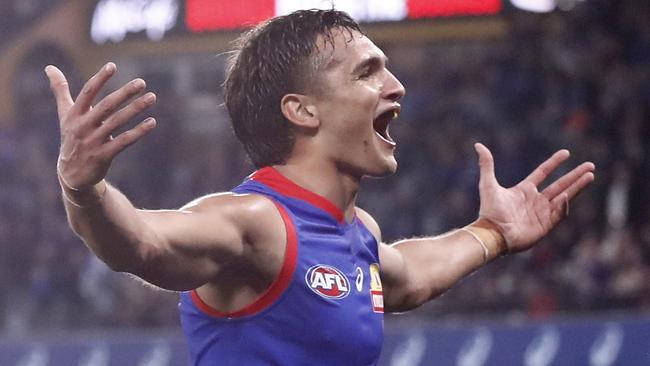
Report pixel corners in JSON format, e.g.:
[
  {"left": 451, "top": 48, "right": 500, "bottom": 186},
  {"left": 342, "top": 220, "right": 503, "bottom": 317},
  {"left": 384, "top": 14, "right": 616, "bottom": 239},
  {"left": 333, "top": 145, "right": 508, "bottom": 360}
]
[{"left": 315, "top": 29, "right": 386, "bottom": 71}]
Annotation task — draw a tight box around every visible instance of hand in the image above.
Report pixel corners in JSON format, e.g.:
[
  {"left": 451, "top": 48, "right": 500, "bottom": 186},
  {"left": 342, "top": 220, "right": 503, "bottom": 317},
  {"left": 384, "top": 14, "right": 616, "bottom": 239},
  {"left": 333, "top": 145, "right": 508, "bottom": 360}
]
[
  {"left": 46, "top": 62, "right": 157, "bottom": 191},
  {"left": 474, "top": 143, "right": 595, "bottom": 253}
]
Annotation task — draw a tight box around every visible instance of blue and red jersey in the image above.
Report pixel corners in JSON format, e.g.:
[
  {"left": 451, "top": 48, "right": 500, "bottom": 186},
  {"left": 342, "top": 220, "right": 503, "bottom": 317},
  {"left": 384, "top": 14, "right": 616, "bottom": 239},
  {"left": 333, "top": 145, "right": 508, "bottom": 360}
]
[{"left": 179, "top": 167, "right": 385, "bottom": 365}]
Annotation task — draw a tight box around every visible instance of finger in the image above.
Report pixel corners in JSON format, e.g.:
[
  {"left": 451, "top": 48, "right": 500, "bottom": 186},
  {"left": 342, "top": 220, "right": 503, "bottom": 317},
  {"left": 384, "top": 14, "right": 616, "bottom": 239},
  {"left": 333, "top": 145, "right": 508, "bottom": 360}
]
[
  {"left": 93, "top": 92, "right": 156, "bottom": 141},
  {"left": 542, "top": 162, "right": 595, "bottom": 200},
  {"left": 44, "top": 65, "right": 74, "bottom": 122},
  {"left": 548, "top": 172, "right": 594, "bottom": 223},
  {"left": 475, "top": 142, "right": 498, "bottom": 188},
  {"left": 524, "top": 149, "right": 570, "bottom": 187},
  {"left": 72, "top": 62, "right": 117, "bottom": 114},
  {"left": 561, "top": 171, "right": 595, "bottom": 201},
  {"left": 88, "top": 78, "right": 147, "bottom": 126},
  {"left": 103, "top": 118, "right": 157, "bottom": 157},
  {"left": 549, "top": 193, "right": 569, "bottom": 225}
]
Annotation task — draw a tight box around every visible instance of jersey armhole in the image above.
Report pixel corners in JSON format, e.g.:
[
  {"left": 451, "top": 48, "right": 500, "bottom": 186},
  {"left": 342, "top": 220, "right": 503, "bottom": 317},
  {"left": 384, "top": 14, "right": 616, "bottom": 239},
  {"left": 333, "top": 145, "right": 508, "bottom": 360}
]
[{"left": 190, "top": 200, "right": 298, "bottom": 318}]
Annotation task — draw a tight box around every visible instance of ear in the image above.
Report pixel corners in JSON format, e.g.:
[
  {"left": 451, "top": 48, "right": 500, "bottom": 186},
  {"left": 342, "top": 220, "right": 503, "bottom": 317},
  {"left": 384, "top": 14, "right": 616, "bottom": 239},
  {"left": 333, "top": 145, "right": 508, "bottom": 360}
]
[{"left": 280, "top": 93, "right": 320, "bottom": 129}]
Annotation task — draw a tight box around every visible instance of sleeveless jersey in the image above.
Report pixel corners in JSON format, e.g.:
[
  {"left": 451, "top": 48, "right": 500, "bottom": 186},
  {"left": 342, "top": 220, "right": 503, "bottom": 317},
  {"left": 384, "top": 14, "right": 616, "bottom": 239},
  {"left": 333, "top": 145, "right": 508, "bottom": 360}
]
[{"left": 178, "top": 167, "right": 385, "bottom": 365}]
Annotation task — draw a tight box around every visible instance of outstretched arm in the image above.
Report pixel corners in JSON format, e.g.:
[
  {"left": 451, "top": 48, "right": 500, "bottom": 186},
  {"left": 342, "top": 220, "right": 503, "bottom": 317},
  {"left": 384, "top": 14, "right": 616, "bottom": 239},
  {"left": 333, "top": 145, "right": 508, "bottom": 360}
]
[
  {"left": 372, "top": 143, "right": 595, "bottom": 312},
  {"left": 46, "top": 63, "right": 281, "bottom": 291}
]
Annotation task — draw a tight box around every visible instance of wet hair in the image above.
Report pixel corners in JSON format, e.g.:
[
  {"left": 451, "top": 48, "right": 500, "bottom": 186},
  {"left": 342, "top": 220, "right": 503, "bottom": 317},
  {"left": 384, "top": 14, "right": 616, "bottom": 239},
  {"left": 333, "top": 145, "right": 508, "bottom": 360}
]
[{"left": 224, "top": 9, "right": 362, "bottom": 167}]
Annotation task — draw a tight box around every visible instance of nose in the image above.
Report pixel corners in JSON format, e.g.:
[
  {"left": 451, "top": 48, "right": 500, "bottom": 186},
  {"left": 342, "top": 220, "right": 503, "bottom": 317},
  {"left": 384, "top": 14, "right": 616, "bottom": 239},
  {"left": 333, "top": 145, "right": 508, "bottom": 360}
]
[{"left": 383, "top": 69, "right": 406, "bottom": 102}]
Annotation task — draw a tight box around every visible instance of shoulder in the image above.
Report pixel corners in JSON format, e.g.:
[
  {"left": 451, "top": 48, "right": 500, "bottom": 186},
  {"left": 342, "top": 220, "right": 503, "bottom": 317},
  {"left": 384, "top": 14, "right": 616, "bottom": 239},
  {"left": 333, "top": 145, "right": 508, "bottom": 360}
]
[
  {"left": 354, "top": 206, "right": 382, "bottom": 244},
  {"left": 181, "top": 192, "right": 286, "bottom": 246},
  {"left": 182, "top": 192, "right": 280, "bottom": 219}
]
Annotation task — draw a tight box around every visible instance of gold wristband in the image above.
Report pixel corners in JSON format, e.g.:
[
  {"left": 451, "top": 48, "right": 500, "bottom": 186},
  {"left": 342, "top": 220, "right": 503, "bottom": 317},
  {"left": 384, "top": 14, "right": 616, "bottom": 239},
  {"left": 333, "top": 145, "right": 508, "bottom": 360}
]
[{"left": 470, "top": 218, "right": 509, "bottom": 257}]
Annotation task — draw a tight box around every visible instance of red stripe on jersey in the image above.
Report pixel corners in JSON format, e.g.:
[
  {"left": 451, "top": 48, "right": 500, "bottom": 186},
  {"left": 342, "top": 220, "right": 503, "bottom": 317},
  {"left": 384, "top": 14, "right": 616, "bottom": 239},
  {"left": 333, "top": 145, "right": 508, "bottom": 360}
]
[{"left": 251, "top": 167, "right": 346, "bottom": 223}]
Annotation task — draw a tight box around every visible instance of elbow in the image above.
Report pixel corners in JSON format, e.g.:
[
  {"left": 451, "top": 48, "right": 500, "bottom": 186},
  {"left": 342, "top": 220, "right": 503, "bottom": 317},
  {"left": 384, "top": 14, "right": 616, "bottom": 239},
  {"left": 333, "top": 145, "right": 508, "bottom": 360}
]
[
  {"left": 120, "top": 241, "right": 160, "bottom": 274},
  {"left": 424, "top": 276, "right": 453, "bottom": 300},
  {"left": 64, "top": 213, "right": 162, "bottom": 276},
  {"left": 97, "top": 253, "right": 141, "bottom": 274},
  {"left": 99, "top": 241, "right": 156, "bottom": 275},
  {"left": 386, "top": 283, "right": 433, "bottom": 313},
  {"left": 103, "top": 257, "right": 137, "bottom": 273},
  {"left": 387, "top": 280, "right": 452, "bottom": 313}
]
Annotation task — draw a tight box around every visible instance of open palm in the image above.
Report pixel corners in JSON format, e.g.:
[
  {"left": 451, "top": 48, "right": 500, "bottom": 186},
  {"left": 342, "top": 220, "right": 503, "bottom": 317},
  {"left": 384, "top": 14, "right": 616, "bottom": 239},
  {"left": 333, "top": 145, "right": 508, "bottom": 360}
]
[
  {"left": 46, "top": 63, "right": 157, "bottom": 191},
  {"left": 474, "top": 143, "right": 595, "bottom": 253}
]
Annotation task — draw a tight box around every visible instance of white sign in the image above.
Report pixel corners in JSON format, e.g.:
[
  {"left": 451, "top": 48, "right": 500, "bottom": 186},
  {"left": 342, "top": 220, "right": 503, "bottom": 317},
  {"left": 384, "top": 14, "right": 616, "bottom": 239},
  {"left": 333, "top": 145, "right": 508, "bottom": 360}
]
[
  {"left": 275, "top": 0, "right": 407, "bottom": 22},
  {"left": 91, "top": 0, "right": 180, "bottom": 44}
]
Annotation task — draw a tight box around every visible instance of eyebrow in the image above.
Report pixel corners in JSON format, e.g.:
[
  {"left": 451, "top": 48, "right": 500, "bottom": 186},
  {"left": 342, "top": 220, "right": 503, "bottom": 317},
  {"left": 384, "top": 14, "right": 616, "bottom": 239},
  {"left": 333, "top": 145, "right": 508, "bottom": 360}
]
[{"left": 352, "top": 55, "right": 388, "bottom": 75}]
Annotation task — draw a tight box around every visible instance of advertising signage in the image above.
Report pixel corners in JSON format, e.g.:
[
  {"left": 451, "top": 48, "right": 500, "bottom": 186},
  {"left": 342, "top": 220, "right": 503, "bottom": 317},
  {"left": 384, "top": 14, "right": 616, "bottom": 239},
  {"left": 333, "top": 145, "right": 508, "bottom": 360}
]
[{"left": 90, "top": 0, "right": 502, "bottom": 44}]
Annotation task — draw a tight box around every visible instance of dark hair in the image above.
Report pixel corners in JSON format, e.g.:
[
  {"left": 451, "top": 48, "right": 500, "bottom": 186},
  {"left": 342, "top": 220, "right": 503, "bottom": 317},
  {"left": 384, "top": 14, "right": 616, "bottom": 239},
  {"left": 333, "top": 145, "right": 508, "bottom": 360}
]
[{"left": 224, "top": 9, "right": 362, "bottom": 168}]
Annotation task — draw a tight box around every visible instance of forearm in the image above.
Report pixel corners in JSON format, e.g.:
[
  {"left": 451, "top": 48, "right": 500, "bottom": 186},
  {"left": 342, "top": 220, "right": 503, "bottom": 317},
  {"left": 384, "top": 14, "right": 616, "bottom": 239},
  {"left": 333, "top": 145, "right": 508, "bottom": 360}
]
[
  {"left": 390, "top": 218, "right": 506, "bottom": 310},
  {"left": 61, "top": 180, "right": 157, "bottom": 273}
]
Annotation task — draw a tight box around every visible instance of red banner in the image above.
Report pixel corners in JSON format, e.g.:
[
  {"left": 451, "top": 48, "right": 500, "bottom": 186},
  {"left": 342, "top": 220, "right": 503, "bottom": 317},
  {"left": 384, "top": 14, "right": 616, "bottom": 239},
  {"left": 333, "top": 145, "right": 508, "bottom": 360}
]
[
  {"left": 186, "top": 0, "right": 275, "bottom": 31},
  {"left": 186, "top": 0, "right": 502, "bottom": 32},
  {"left": 407, "top": 0, "right": 502, "bottom": 18}
]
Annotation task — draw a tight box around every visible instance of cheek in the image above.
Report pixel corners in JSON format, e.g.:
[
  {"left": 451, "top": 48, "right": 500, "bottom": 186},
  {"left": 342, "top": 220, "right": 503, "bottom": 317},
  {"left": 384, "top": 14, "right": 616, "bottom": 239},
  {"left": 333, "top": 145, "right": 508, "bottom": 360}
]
[
  {"left": 320, "top": 86, "right": 379, "bottom": 142},
  {"left": 332, "top": 84, "right": 379, "bottom": 114},
  {"left": 328, "top": 122, "right": 370, "bottom": 157}
]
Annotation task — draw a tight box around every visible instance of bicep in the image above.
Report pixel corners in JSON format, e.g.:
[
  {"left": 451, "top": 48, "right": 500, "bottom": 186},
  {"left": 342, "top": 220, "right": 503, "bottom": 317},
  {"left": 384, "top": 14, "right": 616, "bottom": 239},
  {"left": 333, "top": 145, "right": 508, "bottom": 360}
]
[
  {"left": 131, "top": 193, "right": 278, "bottom": 291},
  {"left": 355, "top": 207, "right": 414, "bottom": 312},
  {"left": 378, "top": 243, "right": 419, "bottom": 312}
]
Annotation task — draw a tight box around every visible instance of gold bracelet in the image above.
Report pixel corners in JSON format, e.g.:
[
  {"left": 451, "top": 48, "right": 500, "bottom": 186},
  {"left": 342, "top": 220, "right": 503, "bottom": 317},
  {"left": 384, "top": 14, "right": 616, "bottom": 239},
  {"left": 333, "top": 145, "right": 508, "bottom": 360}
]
[
  {"left": 56, "top": 168, "right": 107, "bottom": 208},
  {"left": 56, "top": 161, "right": 81, "bottom": 191},
  {"left": 57, "top": 171, "right": 81, "bottom": 192},
  {"left": 60, "top": 188, "right": 90, "bottom": 208},
  {"left": 56, "top": 172, "right": 106, "bottom": 208},
  {"left": 459, "top": 227, "right": 489, "bottom": 265},
  {"left": 59, "top": 181, "right": 107, "bottom": 208}
]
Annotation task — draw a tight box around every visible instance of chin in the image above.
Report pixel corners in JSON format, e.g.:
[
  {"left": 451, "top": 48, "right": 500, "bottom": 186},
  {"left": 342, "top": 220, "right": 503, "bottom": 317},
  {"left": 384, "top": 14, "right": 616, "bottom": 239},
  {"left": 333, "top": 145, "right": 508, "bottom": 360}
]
[
  {"left": 364, "top": 157, "right": 398, "bottom": 178},
  {"left": 338, "top": 152, "right": 398, "bottom": 179}
]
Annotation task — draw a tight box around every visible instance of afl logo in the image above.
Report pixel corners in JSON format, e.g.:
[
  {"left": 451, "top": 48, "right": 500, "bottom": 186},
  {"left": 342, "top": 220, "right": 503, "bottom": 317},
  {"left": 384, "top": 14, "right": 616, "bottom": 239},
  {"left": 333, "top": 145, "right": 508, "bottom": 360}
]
[{"left": 305, "top": 265, "right": 350, "bottom": 299}]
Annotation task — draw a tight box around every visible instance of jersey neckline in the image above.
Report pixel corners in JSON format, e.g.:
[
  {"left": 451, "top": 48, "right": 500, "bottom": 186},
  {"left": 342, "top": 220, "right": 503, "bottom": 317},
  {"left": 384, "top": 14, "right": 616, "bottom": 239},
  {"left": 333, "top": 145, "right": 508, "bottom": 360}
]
[{"left": 250, "top": 167, "right": 346, "bottom": 223}]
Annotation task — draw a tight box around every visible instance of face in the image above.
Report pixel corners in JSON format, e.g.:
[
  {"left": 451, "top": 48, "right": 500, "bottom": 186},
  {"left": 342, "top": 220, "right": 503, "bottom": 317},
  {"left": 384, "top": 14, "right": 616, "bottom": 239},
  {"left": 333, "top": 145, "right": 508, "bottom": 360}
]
[{"left": 309, "top": 29, "right": 405, "bottom": 179}]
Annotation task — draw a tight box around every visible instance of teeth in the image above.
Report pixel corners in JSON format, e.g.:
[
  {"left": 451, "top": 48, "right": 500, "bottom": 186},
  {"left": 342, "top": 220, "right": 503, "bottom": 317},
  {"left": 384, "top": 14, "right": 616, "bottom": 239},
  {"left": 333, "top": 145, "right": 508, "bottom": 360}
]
[{"left": 392, "top": 110, "right": 399, "bottom": 119}]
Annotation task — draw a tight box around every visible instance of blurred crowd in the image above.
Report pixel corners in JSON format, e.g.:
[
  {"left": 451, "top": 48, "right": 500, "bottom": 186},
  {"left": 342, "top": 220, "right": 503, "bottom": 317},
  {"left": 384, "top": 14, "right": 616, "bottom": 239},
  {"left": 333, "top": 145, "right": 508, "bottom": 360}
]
[
  {"left": 0, "top": 0, "right": 59, "bottom": 48},
  {"left": 1, "top": 0, "right": 649, "bottom": 335}
]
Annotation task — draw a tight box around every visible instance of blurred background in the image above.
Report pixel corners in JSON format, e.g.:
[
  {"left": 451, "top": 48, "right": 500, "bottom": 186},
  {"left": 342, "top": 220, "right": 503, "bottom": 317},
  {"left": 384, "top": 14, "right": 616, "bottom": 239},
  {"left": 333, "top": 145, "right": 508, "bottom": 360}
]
[{"left": 0, "top": 0, "right": 649, "bottom": 364}]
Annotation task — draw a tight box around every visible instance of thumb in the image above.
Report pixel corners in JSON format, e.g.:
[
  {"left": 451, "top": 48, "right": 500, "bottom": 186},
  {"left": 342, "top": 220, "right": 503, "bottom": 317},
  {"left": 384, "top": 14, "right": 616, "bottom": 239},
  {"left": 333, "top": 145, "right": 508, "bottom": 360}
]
[
  {"left": 44, "top": 65, "right": 74, "bottom": 122},
  {"left": 475, "top": 142, "right": 497, "bottom": 188}
]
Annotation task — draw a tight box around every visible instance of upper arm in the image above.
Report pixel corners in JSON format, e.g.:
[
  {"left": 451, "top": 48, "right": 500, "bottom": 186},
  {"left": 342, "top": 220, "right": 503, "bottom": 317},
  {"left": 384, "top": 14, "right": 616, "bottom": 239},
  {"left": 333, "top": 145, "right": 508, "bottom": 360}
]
[
  {"left": 355, "top": 207, "right": 413, "bottom": 312},
  {"left": 132, "top": 193, "right": 285, "bottom": 291}
]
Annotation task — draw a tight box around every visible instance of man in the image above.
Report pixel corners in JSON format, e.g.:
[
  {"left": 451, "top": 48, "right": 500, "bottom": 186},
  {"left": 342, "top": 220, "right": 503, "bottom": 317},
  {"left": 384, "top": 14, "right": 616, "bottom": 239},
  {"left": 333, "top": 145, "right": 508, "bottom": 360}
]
[{"left": 46, "top": 9, "right": 595, "bottom": 366}]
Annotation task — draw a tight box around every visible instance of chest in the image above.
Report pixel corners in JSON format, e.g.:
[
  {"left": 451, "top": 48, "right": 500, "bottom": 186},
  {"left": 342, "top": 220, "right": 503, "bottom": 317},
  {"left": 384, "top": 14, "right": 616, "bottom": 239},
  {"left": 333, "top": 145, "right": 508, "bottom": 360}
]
[{"left": 280, "top": 214, "right": 384, "bottom": 334}]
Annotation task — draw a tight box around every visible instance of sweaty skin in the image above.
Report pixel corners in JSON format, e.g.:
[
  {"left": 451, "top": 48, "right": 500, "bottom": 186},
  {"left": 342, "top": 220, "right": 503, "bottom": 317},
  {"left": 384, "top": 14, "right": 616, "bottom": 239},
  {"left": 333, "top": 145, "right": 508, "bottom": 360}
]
[{"left": 46, "top": 29, "right": 595, "bottom": 315}]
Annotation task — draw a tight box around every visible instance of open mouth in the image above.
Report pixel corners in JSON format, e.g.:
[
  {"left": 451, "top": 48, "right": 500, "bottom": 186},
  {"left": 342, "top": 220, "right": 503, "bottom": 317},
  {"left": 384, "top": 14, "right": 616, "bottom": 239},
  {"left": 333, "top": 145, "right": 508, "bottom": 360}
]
[{"left": 373, "top": 109, "right": 399, "bottom": 146}]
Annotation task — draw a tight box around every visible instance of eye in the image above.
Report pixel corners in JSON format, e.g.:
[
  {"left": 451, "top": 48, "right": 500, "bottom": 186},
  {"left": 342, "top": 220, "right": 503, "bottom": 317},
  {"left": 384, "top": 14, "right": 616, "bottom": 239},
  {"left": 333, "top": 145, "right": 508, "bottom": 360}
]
[
  {"left": 355, "top": 58, "right": 384, "bottom": 80},
  {"left": 357, "top": 67, "right": 373, "bottom": 80}
]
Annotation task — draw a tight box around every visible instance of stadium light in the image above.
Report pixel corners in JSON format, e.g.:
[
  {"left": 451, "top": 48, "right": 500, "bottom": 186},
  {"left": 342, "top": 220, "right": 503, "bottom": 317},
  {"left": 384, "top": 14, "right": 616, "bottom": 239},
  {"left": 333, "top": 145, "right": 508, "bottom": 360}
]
[{"left": 509, "top": 0, "right": 555, "bottom": 13}]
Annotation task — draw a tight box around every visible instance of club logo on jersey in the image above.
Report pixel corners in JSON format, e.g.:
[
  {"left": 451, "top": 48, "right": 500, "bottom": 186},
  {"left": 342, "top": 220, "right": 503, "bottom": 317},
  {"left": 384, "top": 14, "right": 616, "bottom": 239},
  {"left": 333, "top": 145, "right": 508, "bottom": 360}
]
[
  {"left": 369, "top": 263, "right": 384, "bottom": 313},
  {"left": 305, "top": 265, "right": 350, "bottom": 299}
]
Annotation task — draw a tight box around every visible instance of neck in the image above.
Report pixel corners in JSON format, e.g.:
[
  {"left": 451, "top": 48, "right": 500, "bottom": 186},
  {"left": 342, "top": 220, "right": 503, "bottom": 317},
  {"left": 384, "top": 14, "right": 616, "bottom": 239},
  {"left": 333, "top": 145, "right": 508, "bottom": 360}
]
[{"left": 272, "top": 161, "right": 360, "bottom": 223}]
